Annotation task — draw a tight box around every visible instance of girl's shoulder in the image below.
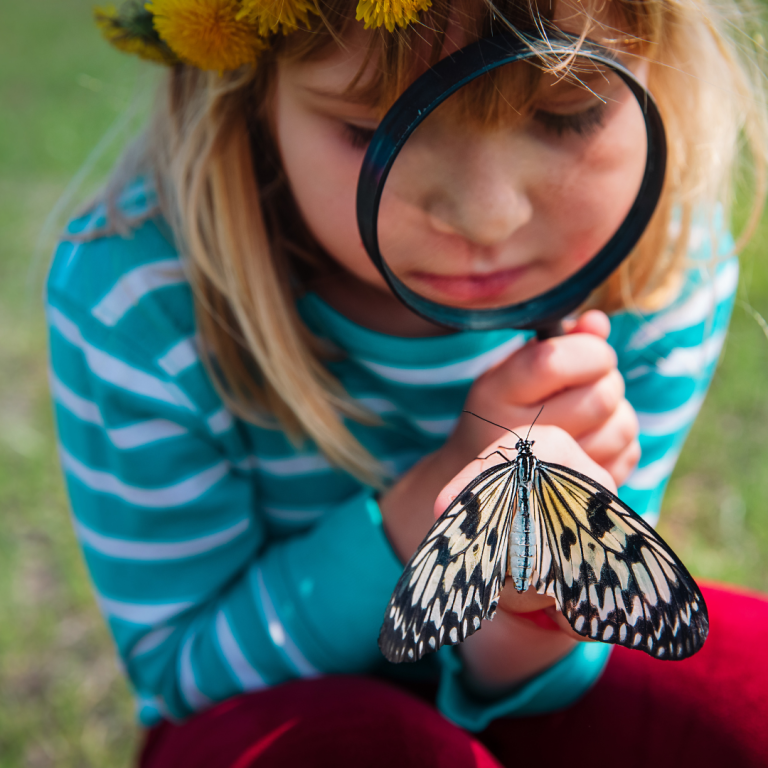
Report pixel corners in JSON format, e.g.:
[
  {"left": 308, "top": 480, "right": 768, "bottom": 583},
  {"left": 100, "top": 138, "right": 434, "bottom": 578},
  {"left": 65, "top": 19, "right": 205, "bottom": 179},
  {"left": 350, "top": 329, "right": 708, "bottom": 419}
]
[{"left": 46, "top": 179, "right": 196, "bottom": 365}]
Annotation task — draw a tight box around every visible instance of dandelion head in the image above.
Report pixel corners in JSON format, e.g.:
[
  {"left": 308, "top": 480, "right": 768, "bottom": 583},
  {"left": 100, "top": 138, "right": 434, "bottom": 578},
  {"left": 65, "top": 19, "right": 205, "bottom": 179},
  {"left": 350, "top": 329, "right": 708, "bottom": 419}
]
[{"left": 146, "top": 0, "right": 266, "bottom": 71}]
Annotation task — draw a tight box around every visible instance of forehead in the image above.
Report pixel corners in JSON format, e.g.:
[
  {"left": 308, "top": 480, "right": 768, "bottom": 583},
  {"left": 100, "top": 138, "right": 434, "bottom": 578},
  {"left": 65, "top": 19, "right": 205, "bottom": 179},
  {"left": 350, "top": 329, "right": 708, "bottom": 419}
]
[{"left": 287, "top": 0, "right": 626, "bottom": 95}]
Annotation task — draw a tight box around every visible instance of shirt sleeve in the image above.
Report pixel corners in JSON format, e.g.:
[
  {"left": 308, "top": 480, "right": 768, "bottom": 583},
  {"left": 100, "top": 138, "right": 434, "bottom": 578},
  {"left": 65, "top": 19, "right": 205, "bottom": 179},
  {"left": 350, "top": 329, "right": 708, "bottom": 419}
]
[
  {"left": 47, "top": 250, "right": 403, "bottom": 726},
  {"left": 615, "top": 255, "right": 738, "bottom": 524}
]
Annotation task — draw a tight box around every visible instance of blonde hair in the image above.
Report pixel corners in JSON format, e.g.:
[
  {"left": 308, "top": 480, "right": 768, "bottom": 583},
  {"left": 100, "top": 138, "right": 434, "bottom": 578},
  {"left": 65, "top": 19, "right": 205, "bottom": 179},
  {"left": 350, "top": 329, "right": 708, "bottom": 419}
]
[{"left": 97, "top": 0, "right": 768, "bottom": 485}]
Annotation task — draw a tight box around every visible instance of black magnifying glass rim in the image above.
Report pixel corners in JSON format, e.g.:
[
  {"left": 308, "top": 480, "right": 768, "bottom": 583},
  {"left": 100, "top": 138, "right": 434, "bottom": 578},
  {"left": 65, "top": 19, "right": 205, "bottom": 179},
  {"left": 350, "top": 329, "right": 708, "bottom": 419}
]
[{"left": 356, "top": 30, "right": 667, "bottom": 332}]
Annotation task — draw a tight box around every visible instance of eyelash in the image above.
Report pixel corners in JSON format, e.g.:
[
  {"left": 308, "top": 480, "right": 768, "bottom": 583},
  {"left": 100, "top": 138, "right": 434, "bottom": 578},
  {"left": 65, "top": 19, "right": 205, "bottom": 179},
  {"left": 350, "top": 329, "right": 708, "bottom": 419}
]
[
  {"left": 343, "top": 123, "right": 376, "bottom": 149},
  {"left": 533, "top": 103, "right": 608, "bottom": 138},
  {"left": 341, "top": 103, "right": 607, "bottom": 149}
]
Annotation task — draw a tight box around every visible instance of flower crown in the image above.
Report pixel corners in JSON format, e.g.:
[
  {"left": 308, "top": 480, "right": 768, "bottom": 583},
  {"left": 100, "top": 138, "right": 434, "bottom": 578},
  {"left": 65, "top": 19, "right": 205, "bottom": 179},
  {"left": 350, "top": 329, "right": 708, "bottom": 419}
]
[{"left": 96, "top": 0, "right": 431, "bottom": 72}]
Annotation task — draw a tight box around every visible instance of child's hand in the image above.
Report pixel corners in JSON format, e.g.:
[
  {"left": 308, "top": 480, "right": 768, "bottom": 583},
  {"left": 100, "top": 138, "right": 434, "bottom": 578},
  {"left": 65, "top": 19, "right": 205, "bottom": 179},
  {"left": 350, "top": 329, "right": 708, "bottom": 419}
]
[
  {"left": 378, "top": 310, "right": 637, "bottom": 592},
  {"left": 434, "top": 426, "right": 615, "bottom": 694},
  {"left": 448, "top": 309, "right": 640, "bottom": 488}
]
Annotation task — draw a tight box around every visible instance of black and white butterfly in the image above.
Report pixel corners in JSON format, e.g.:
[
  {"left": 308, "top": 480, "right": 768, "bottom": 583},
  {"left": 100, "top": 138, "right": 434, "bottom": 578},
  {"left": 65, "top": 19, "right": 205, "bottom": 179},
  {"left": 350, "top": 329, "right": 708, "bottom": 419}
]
[{"left": 379, "top": 415, "right": 708, "bottom": 664}]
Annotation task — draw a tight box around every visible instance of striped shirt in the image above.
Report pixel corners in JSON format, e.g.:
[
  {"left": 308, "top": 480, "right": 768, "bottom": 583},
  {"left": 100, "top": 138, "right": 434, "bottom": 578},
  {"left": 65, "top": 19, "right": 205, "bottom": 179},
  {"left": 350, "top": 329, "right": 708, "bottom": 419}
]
[{"left": 46, "top": 180, "right": 737, "bottom": 730}]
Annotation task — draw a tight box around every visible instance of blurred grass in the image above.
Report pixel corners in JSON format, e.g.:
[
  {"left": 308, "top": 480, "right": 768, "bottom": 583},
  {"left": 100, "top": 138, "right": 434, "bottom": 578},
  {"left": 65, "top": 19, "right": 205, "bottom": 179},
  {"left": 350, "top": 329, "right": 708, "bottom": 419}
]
[
  {"left": 0, "top": 1, "right": 152, "bottom": 763},
  {"left": 0, "top": 1, "right": 767, "bottom": 765},
  {"left": 660, "top": 221, "right": 768, "bottom": 588}
]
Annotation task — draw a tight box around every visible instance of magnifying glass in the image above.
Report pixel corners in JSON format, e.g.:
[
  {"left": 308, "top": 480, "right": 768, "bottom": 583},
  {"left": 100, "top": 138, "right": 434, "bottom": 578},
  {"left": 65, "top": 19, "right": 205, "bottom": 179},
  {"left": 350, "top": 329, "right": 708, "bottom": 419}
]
[{"left": 356, "top": 30, "right": 666, "bottom": 339}]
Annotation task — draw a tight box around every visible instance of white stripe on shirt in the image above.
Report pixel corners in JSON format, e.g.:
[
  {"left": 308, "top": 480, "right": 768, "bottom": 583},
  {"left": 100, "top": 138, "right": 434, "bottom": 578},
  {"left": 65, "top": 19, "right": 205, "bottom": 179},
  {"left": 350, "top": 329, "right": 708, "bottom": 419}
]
[
  {"left": 207, "top": 408, "right": 234, "bottom": 435},
  {"left": 108, "top": 420, "right": 189, "bottom": 449},
  {"left": 243, "top": 449, "right": 421, "bottom": 479},
  {"left": 50, "top": 371, "right": 102, "bottom": 425},
  {"left": 215, "top": 610, "right": 266, "bottom": 690},
  {"left": 98, "top": 595, "right": 194, "bottom": 625},
  {"left": 636, "top": 393, "right": 706, "bottom": 437},
  {"left": 157, "top": 336, "right": 199, "bottom": 377},
  {"left": 354, "top": 396, "right": 459, "bottom": 436},
  {"left": 130, "top": 626, "right": 176, "bottom": 658},
  {"left": 640, "top": 510, "right": 660, "bottom": 527},
  {"left": 625, "top": 451, "right": 681, "bottom": 491},
  {"left": 356, "top": 396, "right": 398, "bottom": 414},
  {"left": 627, "top": 260, "right": 738, "bottom": 351},
  {"left": 179, "top": 633, "right": 214, "bottom": 711},
  {"left": 625, "top": 332, "right": 726, "bottom": 380},
  {"left": 51, "top": 371, "right": 189, "bottom": 448},
  {"left": 253, "top": 567, "right": 319, "bottom": 678},
  {"left": 91, "top": 259, "right": 186, "bottom": 327},
  {"left": 241, "top": 454, "right": 332, "bottom": 477},
  {"left": 48, "top": 306, "right": 197, "bottom": 411},
  {"left": 413, "top": 416, "right": 459, "bottom": 436},
  {"left": 74, "top": 518, "right": 250, "bottom": 561},
  {"left": 60, "top": 447, "right": 229, "bottom": 508},
  {"left": 358, "top": 336, "right": 526, "bottom": 385}
]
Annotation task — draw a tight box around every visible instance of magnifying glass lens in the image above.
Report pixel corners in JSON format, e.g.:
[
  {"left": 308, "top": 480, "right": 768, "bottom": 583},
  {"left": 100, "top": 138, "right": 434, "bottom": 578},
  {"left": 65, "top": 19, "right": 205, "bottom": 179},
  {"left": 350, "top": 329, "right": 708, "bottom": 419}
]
[{"left": 377, "top": 56, "right": 648, "bottom": 312}]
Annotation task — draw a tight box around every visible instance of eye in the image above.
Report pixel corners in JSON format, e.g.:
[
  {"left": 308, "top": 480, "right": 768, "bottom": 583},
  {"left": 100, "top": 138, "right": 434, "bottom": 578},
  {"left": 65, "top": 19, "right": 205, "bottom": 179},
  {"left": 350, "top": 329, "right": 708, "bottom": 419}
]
[
  {"left": 342, "top": 123, "right": 376, "bottom": 150},
  {"left": 532, "top": 102, "right": 608, "bottom": 138}
]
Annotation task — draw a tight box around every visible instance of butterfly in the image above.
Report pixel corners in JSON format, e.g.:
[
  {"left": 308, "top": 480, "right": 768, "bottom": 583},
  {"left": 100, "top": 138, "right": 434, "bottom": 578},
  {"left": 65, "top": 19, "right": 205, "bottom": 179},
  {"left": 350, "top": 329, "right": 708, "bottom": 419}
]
[{"left": 379, "top": 413, "right": 708, "bottom": 664}]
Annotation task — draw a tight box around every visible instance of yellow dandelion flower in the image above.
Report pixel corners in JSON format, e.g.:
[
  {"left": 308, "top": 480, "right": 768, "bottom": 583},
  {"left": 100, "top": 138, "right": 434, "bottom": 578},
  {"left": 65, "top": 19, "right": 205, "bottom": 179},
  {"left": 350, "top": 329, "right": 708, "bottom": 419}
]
[
  {"left": 146, "top": 0, "right": 265, "bottom": 72},
  {"left": 95, "top": 5, "right": 178, "bottom": 65},
  {"left": 355, "top": 0, "right": 431, "bottom": 32},
  {"left": 237, "top": 0, "right": 317, "bottom": 37}
]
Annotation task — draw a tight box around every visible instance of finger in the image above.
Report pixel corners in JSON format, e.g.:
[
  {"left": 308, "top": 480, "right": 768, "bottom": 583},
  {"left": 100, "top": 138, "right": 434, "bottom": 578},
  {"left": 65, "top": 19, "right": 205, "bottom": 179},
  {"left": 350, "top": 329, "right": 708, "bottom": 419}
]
[
  {"left": 498, "top": 589, "right": 594, "bottom": 643},
  {"left": 563, "top": 310, "right": 611, "bottom": 339},
  {"left": 525, "top": 425, "right": 617, "bottom": 492},
  {"left": 459, "top": 369, "right": 624, "bottom": 456},
  {"left": 531, "top": 369, "right": 626, "bottom": 439},
  {"left": 577, "top": 397, "right": 639, "bottom": 463},
  {"left": 490, "top": 334, "right": 618, "bottom": 406},
  {"left": 601, "top": 438, "right": 642, "bottom": 488},
  {"left": 498, "top": 585, "right": 557, "bottom": 614}
]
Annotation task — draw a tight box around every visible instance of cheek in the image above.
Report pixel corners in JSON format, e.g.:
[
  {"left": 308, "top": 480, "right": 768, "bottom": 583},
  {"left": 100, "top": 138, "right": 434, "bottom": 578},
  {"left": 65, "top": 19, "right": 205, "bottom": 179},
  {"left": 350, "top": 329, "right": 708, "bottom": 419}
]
[
  {"left": 534, "top": 117, "right": 647, "bottom": 270},
  {"left": 273, "top": 95, "right": 382, "bottom": 285}
]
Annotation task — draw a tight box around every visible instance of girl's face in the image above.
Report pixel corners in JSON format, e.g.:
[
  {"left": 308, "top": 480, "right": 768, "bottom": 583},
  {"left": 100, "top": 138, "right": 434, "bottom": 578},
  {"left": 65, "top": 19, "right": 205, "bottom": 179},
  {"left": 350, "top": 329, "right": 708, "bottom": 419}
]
[{"left": 272, "top": 2, "right": 648, "bottom": 333}]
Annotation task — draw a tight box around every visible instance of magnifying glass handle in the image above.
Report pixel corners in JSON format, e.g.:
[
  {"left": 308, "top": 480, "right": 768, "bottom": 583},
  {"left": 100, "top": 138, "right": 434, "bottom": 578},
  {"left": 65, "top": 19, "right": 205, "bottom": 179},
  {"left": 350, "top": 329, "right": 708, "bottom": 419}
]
[{"left": 535, "top": 321, "right": 565, "bottom": 340}]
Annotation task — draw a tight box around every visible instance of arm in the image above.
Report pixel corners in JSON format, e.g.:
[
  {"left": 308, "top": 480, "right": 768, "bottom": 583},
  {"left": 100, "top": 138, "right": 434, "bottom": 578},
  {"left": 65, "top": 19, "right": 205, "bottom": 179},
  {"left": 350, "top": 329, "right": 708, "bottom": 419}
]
[
  {"left": 47, "top": 231, "right": 404, "bottom": 725},
  {"left": 376, "top": 312, "right": 637, "bottom": 724}
]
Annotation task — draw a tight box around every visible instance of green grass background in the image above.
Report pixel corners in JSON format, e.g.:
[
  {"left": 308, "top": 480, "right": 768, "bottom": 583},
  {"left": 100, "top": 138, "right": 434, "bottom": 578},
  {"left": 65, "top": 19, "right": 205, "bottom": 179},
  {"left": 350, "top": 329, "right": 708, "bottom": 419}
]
[{"left": 1, "top": 1, "right": 767, "bottom": 764}]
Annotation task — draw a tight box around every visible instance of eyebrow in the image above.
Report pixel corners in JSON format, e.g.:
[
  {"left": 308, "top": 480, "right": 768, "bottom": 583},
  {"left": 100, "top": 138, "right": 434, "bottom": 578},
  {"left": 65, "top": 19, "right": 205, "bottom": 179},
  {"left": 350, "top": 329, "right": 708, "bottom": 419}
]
[{"left": 300, "top": 84, "right": 379, "bottom": 107}]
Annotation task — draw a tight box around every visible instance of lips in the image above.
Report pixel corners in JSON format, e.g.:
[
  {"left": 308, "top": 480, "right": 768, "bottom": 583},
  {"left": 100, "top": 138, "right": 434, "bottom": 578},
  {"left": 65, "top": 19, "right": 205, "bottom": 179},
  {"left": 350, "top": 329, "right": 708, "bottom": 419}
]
[{"left": 409, "top": 265, "right": 528, "bottom": 303}]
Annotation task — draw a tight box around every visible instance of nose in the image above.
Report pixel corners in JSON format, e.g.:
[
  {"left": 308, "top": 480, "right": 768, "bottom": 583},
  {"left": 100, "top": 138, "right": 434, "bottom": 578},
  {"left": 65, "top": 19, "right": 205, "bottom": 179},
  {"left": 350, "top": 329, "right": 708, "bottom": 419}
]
[{"left": 424, "top": 137, "right": 534, "bottom": 248}]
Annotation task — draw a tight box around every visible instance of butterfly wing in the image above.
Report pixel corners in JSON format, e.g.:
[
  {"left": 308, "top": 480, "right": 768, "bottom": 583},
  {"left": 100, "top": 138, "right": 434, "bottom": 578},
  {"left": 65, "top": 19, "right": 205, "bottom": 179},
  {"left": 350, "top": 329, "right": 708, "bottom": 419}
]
[
  {"left": 379, "top": 461, "right": 517, "bottom": 663},
  {"left": 533, "top": 462, "right": 708, "bottom": 659},
  {"left": 531, "top": 487, "right": 557, "bottom": 600}
]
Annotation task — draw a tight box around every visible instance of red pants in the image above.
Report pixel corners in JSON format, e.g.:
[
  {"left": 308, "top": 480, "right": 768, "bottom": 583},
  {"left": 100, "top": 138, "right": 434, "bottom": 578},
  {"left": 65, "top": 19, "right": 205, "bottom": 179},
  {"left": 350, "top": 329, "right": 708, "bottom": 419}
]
[{"left": 140, "top": 585, "right": 768, "bottom": 767}]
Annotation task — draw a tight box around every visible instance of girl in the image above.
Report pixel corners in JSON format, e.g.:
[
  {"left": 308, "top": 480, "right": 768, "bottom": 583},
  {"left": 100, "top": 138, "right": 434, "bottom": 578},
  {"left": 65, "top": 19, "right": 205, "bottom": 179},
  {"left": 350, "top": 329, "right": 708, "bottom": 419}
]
[{"left": 47, "top": 0, "right": 768, "bottom": 765}]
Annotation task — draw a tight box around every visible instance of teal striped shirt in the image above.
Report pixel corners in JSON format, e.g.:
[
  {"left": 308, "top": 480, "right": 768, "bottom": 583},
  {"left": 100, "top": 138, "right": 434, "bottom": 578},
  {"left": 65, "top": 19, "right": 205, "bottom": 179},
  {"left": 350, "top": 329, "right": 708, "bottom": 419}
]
[{"left": 46, "top": 180, "right": 737, "bottom": 730}]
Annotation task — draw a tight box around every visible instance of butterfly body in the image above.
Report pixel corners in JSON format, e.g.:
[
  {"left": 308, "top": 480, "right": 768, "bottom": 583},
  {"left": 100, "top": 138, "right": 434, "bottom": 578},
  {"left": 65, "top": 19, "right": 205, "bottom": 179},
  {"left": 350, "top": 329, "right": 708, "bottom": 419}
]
[
  {"left": 508, "top": 442, "right": 536, "bottom": 592},
  {"left": 379, "top": 435, "right": 708, "bottom": 665}
]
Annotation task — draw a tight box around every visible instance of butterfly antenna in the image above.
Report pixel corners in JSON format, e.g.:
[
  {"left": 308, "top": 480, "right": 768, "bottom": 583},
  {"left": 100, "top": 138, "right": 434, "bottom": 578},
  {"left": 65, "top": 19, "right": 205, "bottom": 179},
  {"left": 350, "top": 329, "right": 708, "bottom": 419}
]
[
  {"left": 463, "top": 410, "right": 523, "bottom": 441},
  {"left": 525, "top": 405, "right": 545, "bottom": 441}
]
